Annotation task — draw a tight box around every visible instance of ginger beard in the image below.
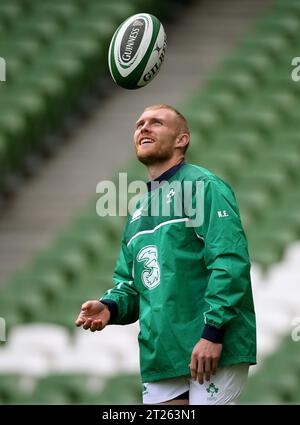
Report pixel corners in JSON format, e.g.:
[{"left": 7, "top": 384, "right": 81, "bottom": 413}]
[{"left": 135, "top": 137, "right": 176, "bottom": 165}]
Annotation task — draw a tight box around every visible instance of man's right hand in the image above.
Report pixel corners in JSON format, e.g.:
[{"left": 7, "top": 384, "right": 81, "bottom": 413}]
[{"left": 75, "top": 300, "right": 111, "bottom": 332}]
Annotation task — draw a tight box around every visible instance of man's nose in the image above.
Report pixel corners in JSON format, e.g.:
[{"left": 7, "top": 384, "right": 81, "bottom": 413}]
[{"left": 141, "top": 122, "right": 150, "bottom": 132}]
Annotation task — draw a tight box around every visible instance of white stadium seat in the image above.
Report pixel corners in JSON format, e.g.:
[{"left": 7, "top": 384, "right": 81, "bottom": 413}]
[
  {"left": 0, "top": 348, "right": 49, "bottom": 376},
  {"left": 7, "top": 324, "right": 70, "bottom": 359}
]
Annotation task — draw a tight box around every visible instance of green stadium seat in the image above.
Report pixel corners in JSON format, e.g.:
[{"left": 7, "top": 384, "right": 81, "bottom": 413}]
[
  {"left": 0, "top": 2, "right": 24, "bottom": 29},
  {"left": 274, "top": 131, "right": 300, "bottom": 150},
  {"left": 248, "top": 240, "right": 282, "bottom": 269},
  {"left": 206, "top": 92, "right": 239, "bottom": 118},
  {"left": 16, "top": 292, "right": 47, "bottom": 322},
  {"left": 248, "top": 219, "right": 298, "bottom": 267},
  {"left": 96, "top": 374, "right": 142, "bottom": 404},
  {"left": 241, "top": 32, "right": 289, "bottom": 59},
  {"left": 0, "top": 298, "right": 23, "bottom": 330},
  {"left": 0, "top": 106, "right": 30, "bottom": 171},
  {"left": 31, "top": 268, "right": 67, "bottom": 303},
  {"left": 86, "top": 1, "right": 137, "bottom": 25},
  {"left": 14, "top": 17, "right": 63, "bottom": 45},
  {"left": 33, "top": 385, "right": 72, "bottom": 404},
  {"left": 69, "top": 16, "right": 115, "bottom": 44},
  {"left": 269, "top": 1, "right": 300, "bottom": 20},
  {"left": 4, "top": 57, "right": 25, "bottom": 83},
  {"left": 261, "top": 146, "right": 300, "bottom": 179},
  {"left": 220, "top": 54, "right": 272, "bottom": 85},
  {"left": 15, "top": 71, "right": 67, "bottom": 132},
  {"left": 0, "top": 37, "right": 42, "bottom": 77},
  {"left": 257, "top": 225, "right": 296, "bottom": 249},
  {"left": 263, "top": 208, "right": 300, "bottom": 239},
  {"left": 54, "top": 228, "right": 108, "bottom": 264},
  {"left": 186, "top": 108, "right": 223, "bottom": 138},
  {"left": 32, "top": 2, "right": 80, "bottom": 26},
  {"left": 34, "top": 55, "right": 86, "bottom": 111},
  {"left": 0, "top": 134, "right": 9, "bottom": 189},
  {"left": 81, "top": 268, "right": 114, "bottom": 292},
  {"left": 98, "top": 214, "right": 126, "bottom": 243},
  {"left": 0, "top": 21, "right": 6, "bottom": 37},
  {"left": 201, "top": 150, "right": 247, "bottom": 182},
  {"left": 238, "top": 167, "right": 290, "bottom": 200},
  {"left": 231, "top": 107, "right": 282, "bottom": 136},
  {"left": 0, "top": 375, "right": 26, "bottom": 405},
  {"left": 3, "top": 87, "right": 48, "bottom": 154},
  {"left": 267, "top": 74, "right": 300, "bottom": 101},
  {"left": 38, "top": 301, "right": 79, "bottom": 330},
  {"left": 33, "top": 374, "right": 104, "bottom": 404},
  {"left": 185, "top": 93, "right": 240, "bottom": 129},
  {"left": 258, "top": 16, "right": 300, "bottom": 42},
  {"left": 9, "top": 36, "right": 42, "bottom": 63},
  {"left": 240, "top": 376, "right": 285, "bottom": 404},
  {"left": 261, "top": 90, "right": 298, "bottom": 120},
  {"left": 213, "top": 130, "right": 263, "bottom": 160},
  {"left": 206, "top": 71, "right": 259, "bottom": 99},
  {"left": 34, "top": 246, "right": 89, "bottom": 282},
  {"left": 235, "top": 187, "right": 273, "bottom": 220},
  {"left": 243, "top": 333, "right": 300, "bottom": 403},
  {"left": 51, "top": 36, "right": 106, "bottom": 86}
]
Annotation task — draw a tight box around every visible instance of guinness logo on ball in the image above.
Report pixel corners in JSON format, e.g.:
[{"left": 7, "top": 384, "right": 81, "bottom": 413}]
[{"left": 120, "top": 19, "right": 145, "bottom": 63}]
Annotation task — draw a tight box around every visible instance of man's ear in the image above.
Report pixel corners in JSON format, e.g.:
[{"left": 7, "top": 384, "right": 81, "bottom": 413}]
[{"left": 175, "top": 133, "right": 190, "bottom": 150}]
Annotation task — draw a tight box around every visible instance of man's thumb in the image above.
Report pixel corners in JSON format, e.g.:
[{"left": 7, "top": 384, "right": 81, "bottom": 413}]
[{"left": 81, "top": 301, "right": 93, "bottom": 311}]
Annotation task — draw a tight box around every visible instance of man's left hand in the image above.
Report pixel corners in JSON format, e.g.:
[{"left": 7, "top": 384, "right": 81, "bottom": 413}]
[{"left": 189, "top": 338, "right": 223, "bottom": 384}]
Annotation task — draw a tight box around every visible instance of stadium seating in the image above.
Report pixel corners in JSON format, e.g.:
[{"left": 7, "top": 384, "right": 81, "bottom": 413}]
[
  {"left": 241, "top": 335, "right": 300, "bottom": 404},
  {"left": 0, "top": 0, "right": 187, "bottom": 196},
  {"left": 1, "top": 0, "right": 300, "bottom": 405}
]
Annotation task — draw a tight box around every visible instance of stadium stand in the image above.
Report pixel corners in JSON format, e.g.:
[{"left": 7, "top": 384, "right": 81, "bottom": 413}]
[
  {"left": 1, "top": 0, "right": 300, "bottom": 405},
  {"left": 0, "top": 0, "right": 190, "bottom": 197}
]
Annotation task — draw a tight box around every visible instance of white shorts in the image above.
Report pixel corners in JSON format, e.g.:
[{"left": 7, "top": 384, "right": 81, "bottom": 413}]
[{"left": 143, "top": 363, "right": 249, "bottom": 405}]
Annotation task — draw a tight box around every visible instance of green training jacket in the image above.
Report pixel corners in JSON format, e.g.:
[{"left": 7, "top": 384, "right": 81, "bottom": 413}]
[{"left": 101, "top": 162, "right": 257, "bottom": 383}]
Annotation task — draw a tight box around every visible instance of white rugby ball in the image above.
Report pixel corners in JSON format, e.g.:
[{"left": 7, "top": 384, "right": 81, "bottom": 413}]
[{"left": 108, "top": 13, "right": 167, "bottom": 90}]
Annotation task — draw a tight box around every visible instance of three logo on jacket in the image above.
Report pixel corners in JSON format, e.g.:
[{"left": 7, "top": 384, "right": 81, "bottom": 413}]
[{"left": 137, "top": 245, "right": 160, "bottom": 290}]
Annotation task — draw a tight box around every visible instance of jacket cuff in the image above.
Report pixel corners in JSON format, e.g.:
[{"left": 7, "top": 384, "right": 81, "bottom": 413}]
[
  {"left": 202, "top": 324, "right": 225, "bottom": 343},
  {"left": 100, "top": 299, "right": 118, "bottom": 321}
]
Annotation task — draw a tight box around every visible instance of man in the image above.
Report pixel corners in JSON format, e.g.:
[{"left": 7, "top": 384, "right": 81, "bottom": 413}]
[{"left": 75, "top": 104, "right": 256, "bottom": 405}]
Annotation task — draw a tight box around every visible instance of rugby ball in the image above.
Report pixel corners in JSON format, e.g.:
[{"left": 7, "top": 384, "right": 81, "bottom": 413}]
[{"left": 108, "top": 13, "right": 167, "bottom": 90}]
